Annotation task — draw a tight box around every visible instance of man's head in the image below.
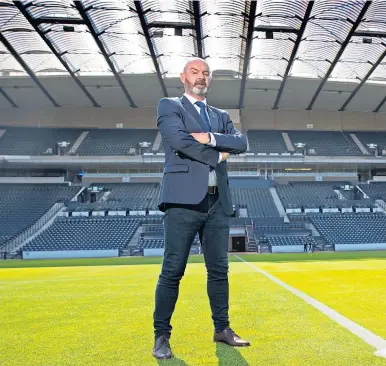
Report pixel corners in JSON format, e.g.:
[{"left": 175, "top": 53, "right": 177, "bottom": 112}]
[{"left": 180, "top": 58, "right": 211, "bottom": 99}]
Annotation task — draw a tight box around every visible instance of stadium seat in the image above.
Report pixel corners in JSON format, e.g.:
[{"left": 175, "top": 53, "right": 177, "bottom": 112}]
[
  {"left": 23, "top": 217, "right": 139, "bottom": 251},
  {"left": 0, "top": 126, "right": 80, "bottom": 155},
  {"left": 247, "top": 130, "right": 288, "bottom": 154},
  {"left": 0, "top": 184, "right": 80, "bottom": 247},
  {"left": 285, "top": 131, "right": 362, "bottom": 156},
  {"left": 268, "top": 236, "right": 315, "bottom": 247},
  {"left": 311, "top": 213, "right": 386, "bottom": 245},
  {"left": 76, "top": 129, "right": 157, "bottom": 156},
  {"left": 230, "top": 187, "right": 280, "bottom": 217}
]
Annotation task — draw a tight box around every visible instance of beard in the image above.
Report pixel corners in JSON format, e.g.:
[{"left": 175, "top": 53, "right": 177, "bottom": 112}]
[{"left": 185, "top": 80, "right": 208, "bottom": 96}]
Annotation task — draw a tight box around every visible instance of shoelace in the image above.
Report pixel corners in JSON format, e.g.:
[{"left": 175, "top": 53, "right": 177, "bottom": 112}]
[
  {"left": 228, "top": 328, "right": 240, "bottom": 339},
  {"left": 156, "top": 336, "right": 170, "bottom": 350}
]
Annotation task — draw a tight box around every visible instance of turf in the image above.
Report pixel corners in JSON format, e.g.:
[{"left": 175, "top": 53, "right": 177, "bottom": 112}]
[
  {"left": 1, "top": 250, "right": 386, "bottom": 268},
  {"left": 1, "top": 253, "right": 386, "bottom": 365},
  {"left": 257, "top": 258, "right": 386, "bottom": 339}
]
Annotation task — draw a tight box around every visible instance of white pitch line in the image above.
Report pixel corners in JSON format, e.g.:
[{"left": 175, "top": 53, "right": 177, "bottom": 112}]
[{"left": 234, "top": 255, "right": 386, "bottom": 359}]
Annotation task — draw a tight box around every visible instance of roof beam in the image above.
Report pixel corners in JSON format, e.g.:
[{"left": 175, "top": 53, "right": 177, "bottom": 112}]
[
  {"left": 74, "top": 1, "right": 136, "bottom": 107},
  {"left": 0, "top": 87, "right": 18, "bottom": 107},
  {"left": 238, "top": 1, "right": 257, "bottom": 109},
  {"left": 254, "top": 25, "right": 299, "bottom": 34},
  {"left": 147, "top": 21, "right": 194, "bottom": 29},
  {"left": 354, "top": 30, "right": 386, "bottom": 38},
  {"left": 306, "top": 1, "right": 371, "bottom": 110},
  {"left": 33, "top": 17, "right": 85, "bottom": 25},
  {"left": 272, "top": 1, "right": 314, "bottom": 110},
  {"left": 14, "top": 1, "right": 100, "bottom": 107},
  {"left": 0, "top": 31, "right": 60, "bottom": 107},
  {"left": 374, "top": 94, "right": 386, "bottom": 113},
  {"left": 340, "top": 47, "right": 386, "bottom": 112},
  {"left": 192, "top": 0, "right": 204, "bottom": 58},
  {"left": 134, "top": 1, "right": 168, "bottom": 97}
]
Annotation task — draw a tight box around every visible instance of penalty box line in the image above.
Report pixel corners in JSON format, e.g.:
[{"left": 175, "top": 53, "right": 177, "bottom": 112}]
[{"left": 234, "top": 255, "right": 386, "bottom": 359}]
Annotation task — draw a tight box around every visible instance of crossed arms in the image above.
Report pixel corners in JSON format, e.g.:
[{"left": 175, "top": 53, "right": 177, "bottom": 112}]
[{"left": 157, "top": 98, "right": 247, "bottom": 169}]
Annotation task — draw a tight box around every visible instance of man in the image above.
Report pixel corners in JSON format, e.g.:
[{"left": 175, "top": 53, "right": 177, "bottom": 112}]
[{"left": 153, "top": 58, "right": 249, "bottom": 360}]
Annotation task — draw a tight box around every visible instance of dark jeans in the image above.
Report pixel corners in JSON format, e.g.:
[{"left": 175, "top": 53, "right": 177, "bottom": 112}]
[{"left": 153, "top": 194, "right": 230, "bottom": 339}]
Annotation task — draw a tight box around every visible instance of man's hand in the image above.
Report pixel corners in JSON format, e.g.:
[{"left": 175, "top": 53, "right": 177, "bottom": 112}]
[
  {"left": 190, "top": 132, "right": 210, "bottom": 144},
  {"left": 221, "top": 152, "right": 230, "bottom": 161}
]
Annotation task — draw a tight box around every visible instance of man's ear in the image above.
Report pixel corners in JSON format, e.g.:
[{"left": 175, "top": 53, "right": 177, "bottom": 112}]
[{"left": 180, "top": 72, "right": 185, "bottom": 84}]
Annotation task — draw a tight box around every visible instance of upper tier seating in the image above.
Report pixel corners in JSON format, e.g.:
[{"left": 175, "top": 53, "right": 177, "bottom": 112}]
[
  {"left": 285, "top": 131, "right": 362, "bottom": 156},
  {"left": 76, "top": 129, "right": 157, "bottom": 156},
  {"left": 247, "top": 130, "right": 288, "bottom": 153},
  {"left": 0, "top": 126, "right": 80, "bottom": 155},
  {"left": 352, "top": 131, "right": 386, "bottom": 152}
]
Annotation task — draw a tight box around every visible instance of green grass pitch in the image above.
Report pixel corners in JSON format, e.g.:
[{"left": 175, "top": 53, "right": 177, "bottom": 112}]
[{"left": 1, "top": 251, "right": 386, "bottom": 365}]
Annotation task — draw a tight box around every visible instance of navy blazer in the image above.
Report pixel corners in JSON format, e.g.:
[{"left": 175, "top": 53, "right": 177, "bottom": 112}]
[{"left": 157, "top": 95, "right": 247, "bottom": 215}]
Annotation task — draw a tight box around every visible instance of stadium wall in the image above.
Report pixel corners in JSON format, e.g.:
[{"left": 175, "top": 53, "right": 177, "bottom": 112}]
[
  {"left": 22, "top": 250, "right": 119, "bottom": 259},
  {"left": 335, "top": 244, "right": 386, "bottom": 251},
  {"left": 0, "top": 107, "right": 157, "bottom": 129},
  {"left": 271, "top": 245, "right": 303, "bottom": 253},
  {"left": 241, "top": 109, "right": 386, "bottom": 131},
  {"left": 1, "top": 107, "right": 386, "bottom": 131}
]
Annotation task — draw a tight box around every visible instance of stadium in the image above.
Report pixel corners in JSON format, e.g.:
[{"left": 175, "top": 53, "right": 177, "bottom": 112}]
[{"left": 1, "top": 0, "right": 386, "bottom": 364}]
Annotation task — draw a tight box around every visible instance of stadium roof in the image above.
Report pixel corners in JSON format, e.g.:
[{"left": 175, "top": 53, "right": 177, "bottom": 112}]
[{"left": 1, "top": 0, "right": 386, "bottom": 112}]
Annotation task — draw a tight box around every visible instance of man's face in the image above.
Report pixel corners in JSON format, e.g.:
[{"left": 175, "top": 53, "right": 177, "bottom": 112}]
[{"left": 180, "top": 60, "right": 211, "bottom": 97}]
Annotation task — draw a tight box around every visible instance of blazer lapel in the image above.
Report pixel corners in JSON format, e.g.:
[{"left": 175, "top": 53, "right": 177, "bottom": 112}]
[
  {"left": 181, "top": 95, "right": 206, "bottom": 132},
  {"left": 207, "top": 106, "right": 219, "bottom": 133}
]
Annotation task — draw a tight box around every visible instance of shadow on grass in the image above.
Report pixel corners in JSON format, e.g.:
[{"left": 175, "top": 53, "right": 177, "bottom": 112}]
[
  {"left": 216, "top": 342, "right": 249, "bottom": 366},
  {"left": 156, "top": 356, "right": 188, "bottom": 365}
]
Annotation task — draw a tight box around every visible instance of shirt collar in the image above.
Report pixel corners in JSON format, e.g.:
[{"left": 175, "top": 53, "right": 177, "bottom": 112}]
[{"left": 184, "top": 92, "right": 207, "bottom": 107}]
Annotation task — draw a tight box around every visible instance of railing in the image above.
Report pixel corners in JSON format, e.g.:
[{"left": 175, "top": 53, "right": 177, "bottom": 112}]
[
  {"left": 1, "top": 203, "right": 64, "bottom": 253},
  {"left": 375, "top": 199, "right": 386, "bottom": 212}
]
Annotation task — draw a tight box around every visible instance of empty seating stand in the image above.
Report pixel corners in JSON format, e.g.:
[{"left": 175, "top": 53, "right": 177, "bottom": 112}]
[
  {"left": 352, "top": 131, "right": 386, "bottom": 152},
  {"left": 230, "top": 187, "right": 280, "bottom": 217},
  {"left": 137, "top": 238, "right": 164, "bottom": 249},
  {"left": 285, "top": 130, "right": 362, "bottom": 156},
  {"left": 247, "top": 130, "right": 288, "bottom": 153},
  {"left": 23, "top": 217, "right": 139, "bottom": 251},
  {"left": 94, "top": 183, "right": 160, "bottom": 210},
  {"left": 311, "top": 213, "right": 386, "bottom": 245},
  {"left": 142, "top": 224, "right": 164, "bottom": 234},
  {"left": 268, "top": 236, "right": 315, "bottom": 247},
  {"left": 76, "top": 129, "right": 157, "bottom": 156},
  {"left": 276, "top": 182, "right": 348, "bottom": 209},
  {"left": 360, "top": 182, "right": 386, "bottom": 201},
  {"left": 0, "top": 184, "right": 80, "bottom": 246},
  {"left": 0, "top": 126, "right": 80, "bottom": 155}
]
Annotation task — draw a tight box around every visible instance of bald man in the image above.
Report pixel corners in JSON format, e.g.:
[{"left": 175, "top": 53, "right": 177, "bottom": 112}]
[{"left": 153, "top": 58, "right": 249, "bottom": 360}]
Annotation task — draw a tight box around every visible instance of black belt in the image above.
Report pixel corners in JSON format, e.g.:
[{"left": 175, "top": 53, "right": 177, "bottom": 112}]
[{"left": 208, "top": 186, "right": 218, "bottom": 195}]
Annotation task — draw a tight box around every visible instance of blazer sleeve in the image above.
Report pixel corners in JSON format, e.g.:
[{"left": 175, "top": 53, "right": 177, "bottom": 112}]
[
  {"left": 211, "top": 111, "right": 247, "bottom": 154},
  {"left": 157, "top": 98, "right": 220, "bottom": 168}
]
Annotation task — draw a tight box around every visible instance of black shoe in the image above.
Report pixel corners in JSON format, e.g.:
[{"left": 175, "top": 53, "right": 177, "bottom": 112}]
[
  {"left": 152, "top": 335, "right": 173, "bottom": 360},
  {"left": 214, "top": 327, "right": 250, "bottom": 347}
]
